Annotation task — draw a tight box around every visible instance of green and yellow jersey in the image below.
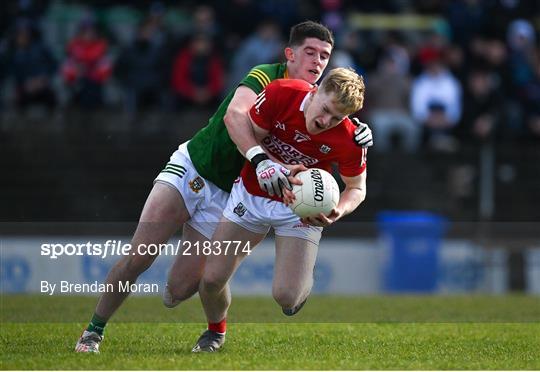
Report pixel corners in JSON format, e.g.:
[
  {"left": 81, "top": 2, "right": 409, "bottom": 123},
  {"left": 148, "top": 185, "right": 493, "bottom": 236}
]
[{"left": 187, "top": 62, "right": 288, "bottom": 192}]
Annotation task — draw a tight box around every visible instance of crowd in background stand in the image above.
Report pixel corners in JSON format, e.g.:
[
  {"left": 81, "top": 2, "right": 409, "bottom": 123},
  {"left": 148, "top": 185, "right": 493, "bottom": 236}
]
[{"left": 1, "top": 0, "right": 539, "bottom": 149}]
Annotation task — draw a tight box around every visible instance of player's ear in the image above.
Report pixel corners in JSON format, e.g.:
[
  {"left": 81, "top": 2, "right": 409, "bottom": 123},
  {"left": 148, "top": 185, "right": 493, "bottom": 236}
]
[{"left": 284, "top": 47, "right": 294, "bottom": 62}]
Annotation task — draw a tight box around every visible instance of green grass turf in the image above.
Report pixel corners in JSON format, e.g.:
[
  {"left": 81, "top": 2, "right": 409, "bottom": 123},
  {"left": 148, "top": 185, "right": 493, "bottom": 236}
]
[{"left": 1, "top": 295, "right": 539, "bottom": 370}]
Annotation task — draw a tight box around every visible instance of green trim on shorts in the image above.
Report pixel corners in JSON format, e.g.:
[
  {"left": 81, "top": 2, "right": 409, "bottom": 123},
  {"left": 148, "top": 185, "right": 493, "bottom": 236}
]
[{"left": 161, "top": 163, "right": 187, "bottom": 178}]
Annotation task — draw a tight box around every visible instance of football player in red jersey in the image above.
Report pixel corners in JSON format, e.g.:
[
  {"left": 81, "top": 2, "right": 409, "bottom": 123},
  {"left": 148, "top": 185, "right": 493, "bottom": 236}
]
[{"left": 192, "top": 68, "right": 367, "bottom": 352}]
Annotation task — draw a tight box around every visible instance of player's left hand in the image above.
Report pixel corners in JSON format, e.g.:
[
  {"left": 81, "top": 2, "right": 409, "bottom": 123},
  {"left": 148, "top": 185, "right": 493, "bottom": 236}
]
[
  {"left": 352, "top": 118, "right": 373, "bottom": 148},
  {"left": 302, "top": 208, "right": 343, "bottom": 227}
]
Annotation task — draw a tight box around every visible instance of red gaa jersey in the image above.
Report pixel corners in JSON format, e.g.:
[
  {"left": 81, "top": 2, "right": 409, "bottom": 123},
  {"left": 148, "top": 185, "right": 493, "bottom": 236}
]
[{"left": 243, "top": 79, "right": 367, "bottom": 201}]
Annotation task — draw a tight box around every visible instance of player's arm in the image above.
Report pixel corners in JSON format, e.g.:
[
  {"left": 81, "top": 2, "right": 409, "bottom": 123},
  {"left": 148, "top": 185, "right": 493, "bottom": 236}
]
[
  {"left": 223, "top": 86, "right": 260, "bottom": 155},
  {"left": 303, "top": 171, "right": 366, "bottom": 227},
  {"left": 246, "top": 106, "right": 306, "bottom": 196},
  {"left": 335, "top": 172, "right": 367, "bottom": 216},
  {"left": 225, "top": 84, "right": 299, "bottom": 197}
]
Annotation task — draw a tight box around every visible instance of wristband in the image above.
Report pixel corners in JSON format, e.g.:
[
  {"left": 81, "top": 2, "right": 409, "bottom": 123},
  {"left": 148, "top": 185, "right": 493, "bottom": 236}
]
[
  {"left": 246, "top": 145, "right": 270, "bottom": 168},
  {"left": 245, "top": 145, "right": 265, "bottom": 161},
  {"left": 250, "top": 153, "right": 269, "bottom": 169}
]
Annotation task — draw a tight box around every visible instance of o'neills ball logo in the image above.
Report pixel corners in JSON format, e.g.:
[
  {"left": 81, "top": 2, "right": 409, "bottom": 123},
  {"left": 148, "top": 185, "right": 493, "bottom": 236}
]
[{"left": 311, "top": 169, "right": 324, "bottom": 202}]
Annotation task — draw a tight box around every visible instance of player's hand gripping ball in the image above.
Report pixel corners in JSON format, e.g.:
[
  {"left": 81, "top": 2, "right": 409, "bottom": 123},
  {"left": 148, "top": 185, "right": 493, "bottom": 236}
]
[{"left": 289, "top": 168, "right": 340, "bottom": 218}]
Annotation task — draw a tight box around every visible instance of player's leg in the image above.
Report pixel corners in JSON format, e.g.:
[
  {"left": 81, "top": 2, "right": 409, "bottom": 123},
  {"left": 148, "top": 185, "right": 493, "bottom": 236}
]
[
  {"left": 163, "top": 223, "right": 207, "bottom": 307},
  {"left": 194, "top": 216, "right": 266, "bottom": 352},
  {"left": 96, "top": 182, "right": 189, "bottom": 316},
  {"left": 76, "top": 182, "right": 189, "bottom": 353},
  {"left": 272, "top": 235, "right": 318, "bottom": 315},
  {"left": 270, "top": 209, "right": 322, "bottom": 316},
  {"left": 163, "top": 171, "right": 230, "bottom": 308},
  {"left": 198, "top": 179, "right": 269, "bottom": 323},
  {"left": 193, "top": 180, "right": 269, "bottom": 352},
  {"left": 199, "top": 217, "right": 266, "bottom": 322},
  {"left": 77, "top": 145, "right": 202, "bottom": 353}
]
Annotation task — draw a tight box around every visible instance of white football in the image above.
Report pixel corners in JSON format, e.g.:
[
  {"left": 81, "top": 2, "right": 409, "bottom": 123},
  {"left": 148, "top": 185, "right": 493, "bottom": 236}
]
[{"left": 289, "top": 168, "right": 340, "bottom": 218}]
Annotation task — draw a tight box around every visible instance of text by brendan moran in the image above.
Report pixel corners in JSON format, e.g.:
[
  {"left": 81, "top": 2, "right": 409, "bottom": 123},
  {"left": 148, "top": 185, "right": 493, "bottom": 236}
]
[{"left": 40, "top": 280, "right": 159, "bottom": 295}]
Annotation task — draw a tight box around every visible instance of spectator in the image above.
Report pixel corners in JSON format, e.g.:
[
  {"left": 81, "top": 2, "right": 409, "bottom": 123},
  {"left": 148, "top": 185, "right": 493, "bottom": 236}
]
[
  {"left": 6, "top": 19, "right": 57, "bottom": 112},
  {"left": 503, "top": 19, "right": 539, "bottom": 137},
  {"left": 116, "top": 19, "right": 169, "bottom": 113},
  {"left": 446, "top": 0, "right": 486, "bottom": 50},
  {"left": 215, "top": 0, "right": 261, "bottom": 45},
  {"left": 457, "top": 64, "right": 503, "bottom": 143},
  {"left": 0, "top": 38, "right": 6, "bottom": 111},
  {"left": 521, "top": 54, "right": 540, "bottom": 142},
  {"left": 469, "top": 33, "right": 508, "bottom": 82},
  {"left": 524, "top": 100, "right": 540, "bottom": 141},
  {"left": 227, "top": 20, "right": 283, "bottom": 93},
  {"left": 192, "top": 5, "right": 220, "bottom": 40},
  {"left": 410, "top": 29, "right": 449, "bottom": 76},
  {"left": 258, "top": 0, "right": 300, "bottom": 32},
  {"left": 327, "top": 30, "right": 363, "bottom": 73},
  {"left": 468, "top": 33, "right": 510, "bottom": 114},
  {"left": 61, "top": 18, "right": 112, "bottom": 109},
  {"left": 483, "top": 0, "right": 538, "bottom": 41},
  {"left": 170, "top": 34, "right": 224, "bottom": 109},
  {"left": 319, "top": 0, "right": 345, "bottom": 34},
  {"left": 367, "top": 46, "right": 419, "bottom": 152},
  {"left": 411, "top": 46, "right": 462, "bottom": 151},
  {"left": 328, "top": 49, "right": 356, "bottom": 70},
  {"left": 143, "top": 2, "right": 171, "bottom": 50}
]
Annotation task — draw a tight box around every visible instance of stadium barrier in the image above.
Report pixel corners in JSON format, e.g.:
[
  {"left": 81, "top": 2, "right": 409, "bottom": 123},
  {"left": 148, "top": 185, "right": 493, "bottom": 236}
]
[{"left": 2, "top": 235, "right": 538, "bottom": 295}]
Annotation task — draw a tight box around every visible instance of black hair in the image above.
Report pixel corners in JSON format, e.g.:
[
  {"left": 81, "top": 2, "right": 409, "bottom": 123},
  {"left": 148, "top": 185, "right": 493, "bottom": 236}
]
[{"left": 288, "top": 21, "right": 334, "bottom": 48}]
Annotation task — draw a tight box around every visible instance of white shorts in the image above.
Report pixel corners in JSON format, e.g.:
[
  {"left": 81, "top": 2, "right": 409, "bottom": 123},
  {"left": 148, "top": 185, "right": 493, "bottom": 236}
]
[
  {"left": 154, "top": 142, "right": 229, "bottom": 239},
  {"left": 223, "top": 179, "right": 323, "bottom": 245}
]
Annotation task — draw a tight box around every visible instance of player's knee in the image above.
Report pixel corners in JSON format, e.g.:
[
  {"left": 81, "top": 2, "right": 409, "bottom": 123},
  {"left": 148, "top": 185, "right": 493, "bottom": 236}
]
[
  {"left": 272, "top": 287, "right": 302, "bottom": 309},
  {"left": 201, "top": 273, "right": 227, "bottom": 294}
]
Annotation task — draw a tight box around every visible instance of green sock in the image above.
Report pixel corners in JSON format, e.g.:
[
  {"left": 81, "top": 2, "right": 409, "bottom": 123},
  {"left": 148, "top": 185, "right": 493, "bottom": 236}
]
[{"left": 86, "top": 313, "right": 107, "bottom": 336}]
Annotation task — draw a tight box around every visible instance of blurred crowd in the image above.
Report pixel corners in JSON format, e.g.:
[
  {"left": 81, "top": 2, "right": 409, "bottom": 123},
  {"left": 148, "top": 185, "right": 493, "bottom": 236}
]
[{"left": 1, "top": 0, "right": 539, "bottom": 149}]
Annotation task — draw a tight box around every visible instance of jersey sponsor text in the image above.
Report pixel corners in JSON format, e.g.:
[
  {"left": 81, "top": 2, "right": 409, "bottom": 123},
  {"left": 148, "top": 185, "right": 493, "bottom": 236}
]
[{"left": 262, "top": 135, "right": 318, "bottom": 166}]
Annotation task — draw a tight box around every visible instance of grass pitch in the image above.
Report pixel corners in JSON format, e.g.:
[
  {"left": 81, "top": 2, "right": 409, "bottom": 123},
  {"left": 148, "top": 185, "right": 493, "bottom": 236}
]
[{"left": 1, "top": 295, "right": 539, "bottom": 370}]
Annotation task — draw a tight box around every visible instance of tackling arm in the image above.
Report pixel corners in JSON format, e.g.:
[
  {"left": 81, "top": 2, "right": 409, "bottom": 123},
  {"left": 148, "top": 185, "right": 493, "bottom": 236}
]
[
  {"left": 225, "top": 85, "right": 301, "bottom": 197},
  {"left": 223, "top": 86, "right": 259, "bottom": 156}
]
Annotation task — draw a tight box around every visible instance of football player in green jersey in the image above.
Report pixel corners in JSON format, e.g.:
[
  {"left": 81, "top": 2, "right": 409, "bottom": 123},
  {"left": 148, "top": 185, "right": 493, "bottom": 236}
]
[{"left": 76, "top": 21, "right": 372, "bottom": 353}]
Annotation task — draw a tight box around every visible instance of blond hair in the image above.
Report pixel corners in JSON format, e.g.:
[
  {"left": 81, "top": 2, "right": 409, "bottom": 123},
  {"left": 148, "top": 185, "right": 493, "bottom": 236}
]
[{"left": 319, "top": 67, "right": 365, "bottom": 114}]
